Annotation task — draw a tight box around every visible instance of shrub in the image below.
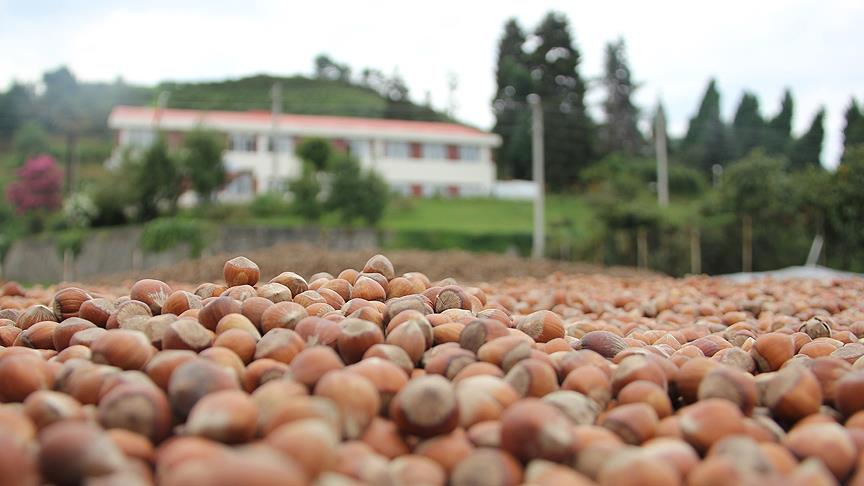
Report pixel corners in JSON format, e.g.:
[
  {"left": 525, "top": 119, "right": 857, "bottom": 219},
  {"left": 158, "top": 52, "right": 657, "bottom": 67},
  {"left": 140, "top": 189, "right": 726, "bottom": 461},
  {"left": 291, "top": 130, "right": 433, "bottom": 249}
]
[{"left": 139, "top": 218, "right": 214, "bottom": 258}]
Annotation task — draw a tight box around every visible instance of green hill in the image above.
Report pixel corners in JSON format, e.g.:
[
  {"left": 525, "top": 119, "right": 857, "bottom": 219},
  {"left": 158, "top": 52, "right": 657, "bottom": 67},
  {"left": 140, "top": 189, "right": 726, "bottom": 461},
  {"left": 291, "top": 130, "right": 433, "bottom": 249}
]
[{"left": 159, "top": 74, "right": 448, "bottom": 121}]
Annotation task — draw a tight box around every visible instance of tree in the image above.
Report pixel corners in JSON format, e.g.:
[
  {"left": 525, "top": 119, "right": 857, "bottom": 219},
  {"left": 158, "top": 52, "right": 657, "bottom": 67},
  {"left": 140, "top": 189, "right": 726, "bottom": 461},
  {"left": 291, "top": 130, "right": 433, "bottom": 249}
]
[
  {"left": 313, "top": 54, "right": 351, "bottom": 82},
  {"left": 528, "top": 12, "right": 594, "bottom": 189},
  {"left": 6, "top": 155, "right": 63, "bottom": 214},
  {"left": 12, "top": 121, "right": 51, "bottom": 164},
  {"left": 326, "top": 154, "right": 389, "bottom": 225},
  {"left": 841, "top": 99, "right": 864, "bottom": 162},
  {"left": 287, "top": 163, "right": 322, "bottom": 222},
  {"left": 789, "top": 108, "right": 825, "bottom": 170},
  {"left": 183, "top": 128, "right": 226, "bottom": 203},
  {"left": 296, "top": 138, "right": 332, "bottom": 172},
  {"left": 598, "top": 38, "right": 644, "bottom": 157},
  {"left": 0, "top": 82, "right": 35, "bottom": 138},
  {"left": 134, "top": 137, "right": 181, "bottom": 220},
  {"left": 491, "top": 18, "right": 533, "bottom": 179},
  {"left": 763, "top": 89, "right": 794, "bottom": 155},
  {"left": 830, "top": 146, "right": 864, "bottom": 270},
  {"left": 730, "top": 92, "right": 764, "bottom": 159},
  {"left": 682, "top": 79, "right": 729, "bottom": 174}
]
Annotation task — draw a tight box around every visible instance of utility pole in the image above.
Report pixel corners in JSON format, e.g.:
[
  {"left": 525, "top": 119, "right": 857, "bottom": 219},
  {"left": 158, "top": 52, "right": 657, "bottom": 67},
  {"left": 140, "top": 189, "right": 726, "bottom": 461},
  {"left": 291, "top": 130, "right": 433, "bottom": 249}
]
[
  {"left": 154, "top": 91, "right": 170, "bottom": 131},
  {"left": 270, "top": 82, "right": 282, "bottom": 191},
  {"left": 528, "top": 94, "right": 545, "bottom": 260},
  {"left": 655, "top": 101, "right": 669, "bottom": 207}
]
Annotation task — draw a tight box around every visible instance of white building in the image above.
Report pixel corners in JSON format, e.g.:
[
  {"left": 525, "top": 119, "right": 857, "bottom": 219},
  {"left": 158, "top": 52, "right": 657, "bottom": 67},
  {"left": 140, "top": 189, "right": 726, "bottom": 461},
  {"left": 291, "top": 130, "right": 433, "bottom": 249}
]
[{"left": 107, "top": 105, "right": 501, "bottom": 200}]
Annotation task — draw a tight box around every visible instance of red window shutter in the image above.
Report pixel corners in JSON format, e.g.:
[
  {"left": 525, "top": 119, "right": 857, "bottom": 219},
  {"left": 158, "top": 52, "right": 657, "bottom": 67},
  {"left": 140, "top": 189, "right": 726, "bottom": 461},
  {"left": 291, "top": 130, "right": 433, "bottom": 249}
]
[
  {"left": 410, "top": 143, "right": 422, "bottom": 159},
  {"left": 448, "top": 185, "right": 460, "bottom": 197},
  {"left": 447, "top": 145, "right": 459, "bottom": 160},
  {"left": 411, "top": 184, "right": 423, "bottom": 197}
]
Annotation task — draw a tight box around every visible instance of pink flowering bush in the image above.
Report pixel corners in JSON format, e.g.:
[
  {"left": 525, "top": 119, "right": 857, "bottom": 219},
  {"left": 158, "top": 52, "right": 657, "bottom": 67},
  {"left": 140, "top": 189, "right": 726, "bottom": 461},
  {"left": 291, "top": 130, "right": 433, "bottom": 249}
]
[{"left": 5, "top": 155, "right": 63, "bottom": 213}]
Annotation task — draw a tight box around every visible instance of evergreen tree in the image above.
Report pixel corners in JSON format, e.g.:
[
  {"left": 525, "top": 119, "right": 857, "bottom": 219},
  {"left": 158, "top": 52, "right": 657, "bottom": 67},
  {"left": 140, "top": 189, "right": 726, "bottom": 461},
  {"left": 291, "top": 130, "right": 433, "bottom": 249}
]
[
  {"left": 682, "top": 79, "right": 729, "bottom": 174},
  {"left": 491, "top": 18, "right": 532, "bottom": 179},
  {"left": 789, "top": 108, "right": 825, "bottom": 170},
  {"left": 599, "top": 38, "right": 644, "bottom": 157},
  {"left": 763, "top": 89, "right": 794, "bottom": 155},
  {"left": 841, "top": 99, "right": 864, "bottom": 162},
  {"left": 730, "top": 92, "right": 764, "bottom": 159},
  {"left": 528, "top": 12, "right": 594, "bottom": 189}
]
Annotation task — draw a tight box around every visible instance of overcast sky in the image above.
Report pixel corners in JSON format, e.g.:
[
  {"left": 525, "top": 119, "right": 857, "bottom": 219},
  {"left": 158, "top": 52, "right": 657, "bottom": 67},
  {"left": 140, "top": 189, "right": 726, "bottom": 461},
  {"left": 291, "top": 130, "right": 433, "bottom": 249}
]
[{"left": 1, "top": 0, "right": 861, "bottom": 168}]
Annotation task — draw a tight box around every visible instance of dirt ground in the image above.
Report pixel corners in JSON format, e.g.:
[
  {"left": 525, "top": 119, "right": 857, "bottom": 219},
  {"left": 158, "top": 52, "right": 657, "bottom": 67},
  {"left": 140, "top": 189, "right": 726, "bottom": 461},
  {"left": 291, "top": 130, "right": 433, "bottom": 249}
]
[{"left": 81, "top": 243, "right": 655, "bottom": 288}]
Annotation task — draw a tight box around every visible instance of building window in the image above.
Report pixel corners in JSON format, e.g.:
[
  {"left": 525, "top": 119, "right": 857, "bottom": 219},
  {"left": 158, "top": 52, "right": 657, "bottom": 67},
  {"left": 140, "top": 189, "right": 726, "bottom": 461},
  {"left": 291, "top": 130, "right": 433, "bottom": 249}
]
[
  {"left": 229, "top": 134, "right": 257, "bottom": 152},
  {"left": 268, "top": 136, "right": 293, "bottom": 153},
  {"left": 126, "top": 129, "right": 155, "bottom": 148},
  {"left": 223, "top": 172, "right": 255, "bottom": 196},
  {"left": 422, "top": 143, "right": 446, "bottom": 160},
  {"left": 385, "top": 141, "right": 410, "bottom": 158},
  {"left": 460, "top": 145, "right": 480, "bottom": 161},
  {"left": 349, "top": 139, "right": 371, "bottom": 160}
]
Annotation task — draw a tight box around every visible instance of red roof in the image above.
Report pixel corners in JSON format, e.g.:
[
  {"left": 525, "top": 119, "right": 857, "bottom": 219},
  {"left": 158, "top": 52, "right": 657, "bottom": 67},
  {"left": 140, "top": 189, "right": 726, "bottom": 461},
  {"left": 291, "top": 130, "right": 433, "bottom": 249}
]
[{"left": 110, "top": 105, "right": 489, "bottom": 137}]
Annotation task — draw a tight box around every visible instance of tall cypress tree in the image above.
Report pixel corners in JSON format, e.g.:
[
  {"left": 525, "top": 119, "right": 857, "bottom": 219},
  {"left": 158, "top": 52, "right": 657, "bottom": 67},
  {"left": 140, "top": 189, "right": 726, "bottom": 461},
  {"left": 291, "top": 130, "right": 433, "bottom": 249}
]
[
  {"left": 491, "top": 18, "right": 533, "bottom": 179},
  {"left": 789, "top": 108, "right": 825, "bottom": 170},
  {"left": 763, "top": 89, "right": 794, "bottom": 155},
  {"left": 841, "top": 98, "right": 864, "bottom": 162},
  {"left": 528, "top": 12, "right": 594, "bottom": 189},
  {"left": 682, "top": 79, "right": 729, "bottom": 174},
  {"left": 598, "top": 38, "right": 644, "bottom": 157},
  {"left": 730, "top": 92, "right": 764, "bottom": 160}
]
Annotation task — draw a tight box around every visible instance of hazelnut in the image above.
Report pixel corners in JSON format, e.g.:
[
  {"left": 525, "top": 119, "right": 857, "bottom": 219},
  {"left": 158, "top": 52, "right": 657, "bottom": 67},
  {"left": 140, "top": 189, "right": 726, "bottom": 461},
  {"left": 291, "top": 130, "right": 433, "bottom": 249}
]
[
  {"left": 362, "top": 344, "right": 414, "bottom": 375},
  {"left": 390, "top": 375, "right": 458, "bottom": 438},
  {"left": 197, "top": 296, "right": 242, "bottom": 332},
  {"left": 286, "top": 346, "right": 345, "bottom": 388},
  {"left": 160, "top": 448, "right": 307, "bottom": 486},
  {"left": 580, "top": 331, "right": 627, "bottom": 359},
  {"left": 161, "top": 290, "right": 202, "bottom": 316},
  {"left": 359, "top": 417, "right": 410, "bottom": 459},
  {"left": 112, "top": 300, "right": 153, "bottom": 329},
  {"left": 168, "top": 358, "right": 240, "bottom": 418},
  {"left": 91, "top": 330, "right": 156, "bottom": 370},
  {"left": 144, "top": 350, "right": 197, "bottom": 390},
  {"left": 698, "top": 365, "right": 759, "bottom": 415},
  {"left": 51, "top": 287, "right": 92, "bottom": 321},
  {"left": 751, "top": 333, "right": 795, "bottom": 372},
  {"left": 455, "top": 376, "right": 519, "bottom": 428},
  {"left": 386, "top": 318, "right": 433, "bottom": 365},
  {"left": 199, "top": 346, "right": 246, "bottom": 380},
  {"left": 562, "top": 366, "right": 612, "bottom": 408},
  {"left": 453, "top": 361, "right": 505, "bottom": 382},
  {"left": 337, "top": 318, "right": 384, "bottom": 364},
  {"left": 350, "top": 276, "right": 386, "bottom": 302},
  {"left": 460, "top": 319, "right": 510, "bottom": 353},
  {"left": 599, "top": 403, "right": 658, "bottom": 445},
  {"left": 345, "top": 358, "right": 408, "bottom": 413},
  {"left": 23, "top": 390, "right": 86, "bottom": 429},
  {"left": 14, "top": 320, "right": 58, "bottom": 349},
  {"left": 477, "top": 335, "right": 532, "bottom": 371},
  {"left": 223, "top": 256, "right": 260, "bottom": 287},
  {"left": 504, "top": 358, "right": 558, "bottom": 398},
  {"left": 424, "top": 346, "right": 477, "bottom": 380},
  {"left": 784, "top": 422, "right": 855, "bottom": 481},
  {"left": 16, "top": 304, "right": 57, "bottom": 330},
  {"left": 256, "top": 282, "right": 293, "bottom": 303},
  {"left": 679, "top": 398, "right": 746, "bottom": 453},
  {"left": 834, "top": 369, "right": 864, "bottom": 417},
  {"left": 193, "top": 282, "right": 227, "bottom": 299},
  {"left": 239, "top": 296, "right": 272, "bottom": 330},
  {"left": 450, "top": 448, "right": 523, "bottom": 486},
  {"left": 69, "top": 327, "right": 107, "bottom": 347},
  {"left": 226, "top": 284, "right": 257, "bottom": 302},
  {"left": 293, "top": 290, "right": 326, "bottom": 308},
  {"left": 467, "top": 420, "right": 503, "bottom": 448},
  {"left": 762, "top": 365, "right": 822, "bottom": 423},
  {"left": 516, "top": 310, "right": 565, "bottom": 343},
  {"left": 611, "top": 354, "right": 667, "bottom": 396},
  {"left": 214, "top": 328, "right": 258, "bottom": 364},
  {"left": 260, "top": 301, "right": 308, "bottom": 332},
  {"left": 270, "top": 272, "right": 308, "bottom": 297},
  {"left": 597, "top": 449, "right": 681, "bottom": 486},
  {"left": 98, "top": 383, "right": 172, "bottom": 443},
  {"left": 314, "top": 369, "right": 380, "bottom": 439},
  {"left": 500, "top": 398, "right": 573, "bottom": 462},
  {"left": 386, "top": 455, "right": 446, "bottom": 486},
  {"left": 162, "top": 318, "right": 214, "bottom": 352},
  {"left": 185, "top": 389, "right": 257, "bottom": 444},
  {"left": 242, "top": 358, "right": 289, "bottom": 392},
  {"left": 675, "top": 357, "right": 719, "bottom": 404},
  {"left": 106, "top": 429, "right": 155, "bottom": 464},
  {"left": 54, "top": 344, "right": 92, "bottom": 362},
  {"left": 129, "top": 279, "right": 172, "bottom": 314},
  {"left": 0, "top": 352, "right": 54, "bottom": 402},
  {"left": 543, "top": 390, "right": 601, "bottom": 425},
  {"left": 254, "top": 328, "right": 305, "bottom": 364},
  {"left": 294, "top": 316, "right": 341, "bottom": 347},
  {"left": 266, "top": 418, "right": 339, "bottom": 477},
  {"left": 215, "top": 313, "right": 260, "bottom": 338},
  {"left": 618, "top": 380, "right": 672, "bottom": 418},
  {"left": 38, "top": 421, "right": 126, "bottom": 485},
  {"left": 53, "top": 317, "right": 97, "bottom": 351},
  {"left": 362, "top": 254, "right": 395, "bottom": 280},
  {"left": 527, "top": 459, "right": 597, "bottom": 485}
]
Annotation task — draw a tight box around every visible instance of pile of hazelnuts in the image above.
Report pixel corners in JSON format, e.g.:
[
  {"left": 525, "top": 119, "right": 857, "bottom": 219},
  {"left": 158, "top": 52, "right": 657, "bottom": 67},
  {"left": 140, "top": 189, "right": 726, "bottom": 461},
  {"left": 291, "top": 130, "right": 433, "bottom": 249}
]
[{"left": 1, "top": 254, "right": 864, "bottom": 485}]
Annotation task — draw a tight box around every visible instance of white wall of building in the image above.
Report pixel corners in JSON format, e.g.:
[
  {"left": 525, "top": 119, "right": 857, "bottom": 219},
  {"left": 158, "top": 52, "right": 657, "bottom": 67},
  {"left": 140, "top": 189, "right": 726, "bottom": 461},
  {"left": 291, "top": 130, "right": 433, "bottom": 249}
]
[{"left": 108, "top": 106, "right": 501, "bottom": 200}]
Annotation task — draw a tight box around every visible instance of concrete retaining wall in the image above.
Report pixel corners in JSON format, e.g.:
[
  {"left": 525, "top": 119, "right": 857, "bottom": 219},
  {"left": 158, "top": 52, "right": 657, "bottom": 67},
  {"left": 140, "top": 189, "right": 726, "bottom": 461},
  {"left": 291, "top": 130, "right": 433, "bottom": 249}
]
[{"left": 1, "top": 225, "right": 378, "bottom": 283}]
